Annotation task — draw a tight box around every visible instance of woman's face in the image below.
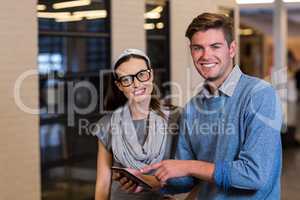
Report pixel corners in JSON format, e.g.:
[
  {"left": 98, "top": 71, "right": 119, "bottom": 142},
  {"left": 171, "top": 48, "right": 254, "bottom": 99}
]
[{"left": 115, "top": 58, "right": 153, "bottom": 104}]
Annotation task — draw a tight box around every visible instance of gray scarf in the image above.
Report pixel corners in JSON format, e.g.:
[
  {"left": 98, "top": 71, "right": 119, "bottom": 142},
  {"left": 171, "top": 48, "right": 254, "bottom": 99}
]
[{"left": 111, "top": 104, "right": 168, "bottom": 169}]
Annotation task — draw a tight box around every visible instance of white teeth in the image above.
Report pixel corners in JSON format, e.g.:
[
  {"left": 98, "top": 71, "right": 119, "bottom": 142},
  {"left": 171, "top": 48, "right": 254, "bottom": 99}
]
[
  {"left": 202, "top": 63, "right": 216, "bottom": 68},
  {"left": 134, "top": 88, "right": 146, "bottom": 95}
]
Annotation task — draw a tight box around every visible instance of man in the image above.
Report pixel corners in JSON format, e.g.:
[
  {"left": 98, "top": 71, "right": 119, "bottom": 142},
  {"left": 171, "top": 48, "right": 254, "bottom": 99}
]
[{"left": 142, "top": 12, "right": 283, "bottom": 199}]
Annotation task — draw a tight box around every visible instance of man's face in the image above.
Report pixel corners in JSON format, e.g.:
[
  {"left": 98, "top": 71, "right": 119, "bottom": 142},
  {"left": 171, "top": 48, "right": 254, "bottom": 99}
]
[{"left": 190, "top": 28, "right": 236, "bottom": 86}]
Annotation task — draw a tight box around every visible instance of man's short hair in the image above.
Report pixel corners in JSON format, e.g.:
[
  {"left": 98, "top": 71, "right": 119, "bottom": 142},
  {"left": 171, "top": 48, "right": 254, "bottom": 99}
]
[{"left": 185, "top": 12, "right": 234, "bottom": 44}]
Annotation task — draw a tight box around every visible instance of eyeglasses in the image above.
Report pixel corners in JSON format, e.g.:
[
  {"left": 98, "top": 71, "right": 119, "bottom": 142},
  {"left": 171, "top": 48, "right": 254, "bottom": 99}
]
[{"left": 116, "top": 69, "right": 152, "bottom": 87}]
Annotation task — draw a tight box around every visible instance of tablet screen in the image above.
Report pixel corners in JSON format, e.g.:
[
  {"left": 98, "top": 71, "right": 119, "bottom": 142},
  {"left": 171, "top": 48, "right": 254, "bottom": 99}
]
[{"left": 111, "top": 167, "right": 153, "bottom": 190}]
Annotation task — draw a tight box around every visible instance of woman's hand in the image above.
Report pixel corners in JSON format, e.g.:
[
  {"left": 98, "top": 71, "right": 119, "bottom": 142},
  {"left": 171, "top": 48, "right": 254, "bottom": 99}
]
[
  {"left": 141, "top": 174, "right": 165, "bottom": 191},
  {"left": 112, "top": 168, "right": 144, "bottom": 193},
  {"left": 112, "top": 168, "right": 165, "bottom": 193}
]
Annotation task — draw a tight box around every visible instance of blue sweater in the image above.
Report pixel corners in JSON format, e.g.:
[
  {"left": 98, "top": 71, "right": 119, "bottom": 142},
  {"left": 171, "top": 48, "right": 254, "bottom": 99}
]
[{"left": 164, "top": 70, "right": 283, "bottom": 199}]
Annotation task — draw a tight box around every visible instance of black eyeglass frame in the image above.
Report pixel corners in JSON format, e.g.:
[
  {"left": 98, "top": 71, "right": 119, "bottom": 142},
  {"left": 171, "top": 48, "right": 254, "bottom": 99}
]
[{"left": 116, "top": 68, "right": 152, "bottom": 87}]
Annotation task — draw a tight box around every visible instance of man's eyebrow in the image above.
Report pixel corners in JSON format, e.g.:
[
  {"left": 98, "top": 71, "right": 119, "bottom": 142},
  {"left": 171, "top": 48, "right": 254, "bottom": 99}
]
[
  {"left": 210, "top": 42, "right": 223, "bottom": 46},
  {"left": 190, "top": 44, "right": 203, "bottom": 47}
]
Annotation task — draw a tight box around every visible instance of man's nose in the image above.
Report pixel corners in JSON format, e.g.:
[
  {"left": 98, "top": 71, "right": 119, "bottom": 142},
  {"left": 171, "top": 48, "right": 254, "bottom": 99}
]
[{"left": 201, "top": 48, "right": 212, "bottom": 59}]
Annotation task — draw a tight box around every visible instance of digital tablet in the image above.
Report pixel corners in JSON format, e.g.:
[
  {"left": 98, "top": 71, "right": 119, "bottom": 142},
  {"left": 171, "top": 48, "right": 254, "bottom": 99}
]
[{"left": 111, "top": 167, "right": 153, "bottom": 190}]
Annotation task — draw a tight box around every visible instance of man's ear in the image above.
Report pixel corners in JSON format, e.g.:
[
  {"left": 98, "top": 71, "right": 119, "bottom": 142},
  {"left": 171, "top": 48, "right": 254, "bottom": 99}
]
[
  {"left": 229, "top": 40, "right": 237, "bottom": 58},
  {"left": 115, "top": 80, "right": 123, "bottom": 92}
]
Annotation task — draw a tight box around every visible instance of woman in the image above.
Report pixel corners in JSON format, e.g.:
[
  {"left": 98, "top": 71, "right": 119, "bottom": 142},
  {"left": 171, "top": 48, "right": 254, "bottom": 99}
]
[{"left": 94, "top": 49, "right": 180, "bottom": 200}]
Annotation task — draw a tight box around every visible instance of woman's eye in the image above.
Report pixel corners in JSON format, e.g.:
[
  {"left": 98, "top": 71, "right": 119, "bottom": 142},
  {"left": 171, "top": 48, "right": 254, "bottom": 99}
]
[
  {"left": 121, "top": 77, "right": 131, "bottom": 83},
  {"left": 138, "top": 72, "right": 147, "bottom": 77}
]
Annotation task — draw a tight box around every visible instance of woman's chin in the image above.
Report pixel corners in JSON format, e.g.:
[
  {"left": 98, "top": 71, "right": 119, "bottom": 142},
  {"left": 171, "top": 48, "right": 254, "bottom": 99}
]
[{"left": 130, "top": 94, "right": 150, "bottom": 104}]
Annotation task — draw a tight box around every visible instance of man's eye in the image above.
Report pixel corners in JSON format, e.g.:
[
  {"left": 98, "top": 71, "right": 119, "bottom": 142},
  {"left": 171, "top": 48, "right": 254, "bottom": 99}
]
[
  {"left": 211, "top": 45, "right": 221, "bottom": 49},
  {"left": 191, "top": 46, "right": 201, "bottom": 51}
]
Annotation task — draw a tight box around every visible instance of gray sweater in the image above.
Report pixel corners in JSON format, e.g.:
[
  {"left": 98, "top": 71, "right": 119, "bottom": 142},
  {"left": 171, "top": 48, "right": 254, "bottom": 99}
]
[{"left": 95, "top": 107, "right": 181, "bottom": 200}]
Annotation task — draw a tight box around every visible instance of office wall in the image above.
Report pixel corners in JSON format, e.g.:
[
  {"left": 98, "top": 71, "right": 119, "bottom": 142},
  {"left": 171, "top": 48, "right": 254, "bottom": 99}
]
[
  {"left": 288, "top": 36, "right": 300, "bottom": 60},
  {"left": 110, "top": 0, "right": 238, "bottom": 106},
  {"left": 111, "top": 0, "right": 145, "bottom": 63},
  {"left": 0, "top": 1, "right": 40, "bottom": 200},
  {"left": 170, "top": 0, "right": 238, "bottom": 106}
]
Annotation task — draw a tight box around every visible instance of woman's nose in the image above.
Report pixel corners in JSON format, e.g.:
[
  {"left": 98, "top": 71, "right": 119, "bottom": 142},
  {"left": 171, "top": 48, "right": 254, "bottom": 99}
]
[{"left": 133, "top": 76, "right": 141, "bottom": 87}]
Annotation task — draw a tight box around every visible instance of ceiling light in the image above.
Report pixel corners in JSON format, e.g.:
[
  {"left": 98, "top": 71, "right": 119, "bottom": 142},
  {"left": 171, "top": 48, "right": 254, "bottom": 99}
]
[
  {"left": 239, "top": 28, "right": 254, "bottom": 35},
  {"left": 156, "top": 22, "right": 164, "bottom": 29},
  {"left": 149, "top": 6, "right": 163, "bottom": 13},
  {"left": 283, "top": 0, "right": 300, "bottom": 2},
  {"left": 144, "top": 6, "right": 163, "bottom": 19},
  {"left": 73, "top": 10, "right": 107, "bottom": 18},
  {"left": 53, "top": 0, "right": 91, "bottom": 9},
  {"left": 55, "top": 16, "right": 83, "bottom": 22},
  {"left": 38, "top": 12, "right": 70, "bottom": 19},
  {"left": 37, "top": 4, "right": 46, "bottom": 11},
  {"left": 144, "top": 23, "right": 155, "bottom": 30},
  {"left": 236, "top": 0, "right": 274, "bottom": 4},
  {"left": 85, "top": 16, "right": 105, "bottom": 20},
  {"left": 144, "top": 12, "right": 161, "bottom": 19}
]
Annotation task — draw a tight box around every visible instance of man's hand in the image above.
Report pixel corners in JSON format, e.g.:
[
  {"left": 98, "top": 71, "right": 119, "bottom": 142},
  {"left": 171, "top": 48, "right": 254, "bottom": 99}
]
[
  {"left": 141, "top": 160, "right": 190, "bottom": 183},
  {"left": 142, "top": 160, "right": 215, "bottom": 183}
]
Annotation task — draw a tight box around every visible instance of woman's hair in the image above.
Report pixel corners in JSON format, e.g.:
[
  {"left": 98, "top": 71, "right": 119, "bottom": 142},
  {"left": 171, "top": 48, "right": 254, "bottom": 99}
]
[
  {"left": 104, "top": 53, "right": 166, "bottom": 118},
  {"left": 103, "top": 71, "right": 127, "bottom": 111}
]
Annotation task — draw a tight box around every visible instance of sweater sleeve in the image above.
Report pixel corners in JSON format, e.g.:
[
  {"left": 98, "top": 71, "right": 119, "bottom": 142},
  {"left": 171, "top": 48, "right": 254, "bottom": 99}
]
[
  {"left": 214, "top": 84, "right": 283, "bottom": 191},
  {"left": 161, "top": 110, "right": 197, "bottom": 194}
]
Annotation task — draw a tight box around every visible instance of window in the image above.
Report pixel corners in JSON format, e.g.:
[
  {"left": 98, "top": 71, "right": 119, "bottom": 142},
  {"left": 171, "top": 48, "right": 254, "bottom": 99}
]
[
  {"left": 145, "top": 0, "right": 170, "bottom": 99},
  {"left": 38, "top": 1, "right": 110, "bottom": 199}
]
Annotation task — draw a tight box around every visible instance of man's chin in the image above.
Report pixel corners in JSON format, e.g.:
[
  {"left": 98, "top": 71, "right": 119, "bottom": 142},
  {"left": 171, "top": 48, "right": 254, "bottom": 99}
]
[{"left": 206, "top": 76, "right": 219, "bottom": 82}]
